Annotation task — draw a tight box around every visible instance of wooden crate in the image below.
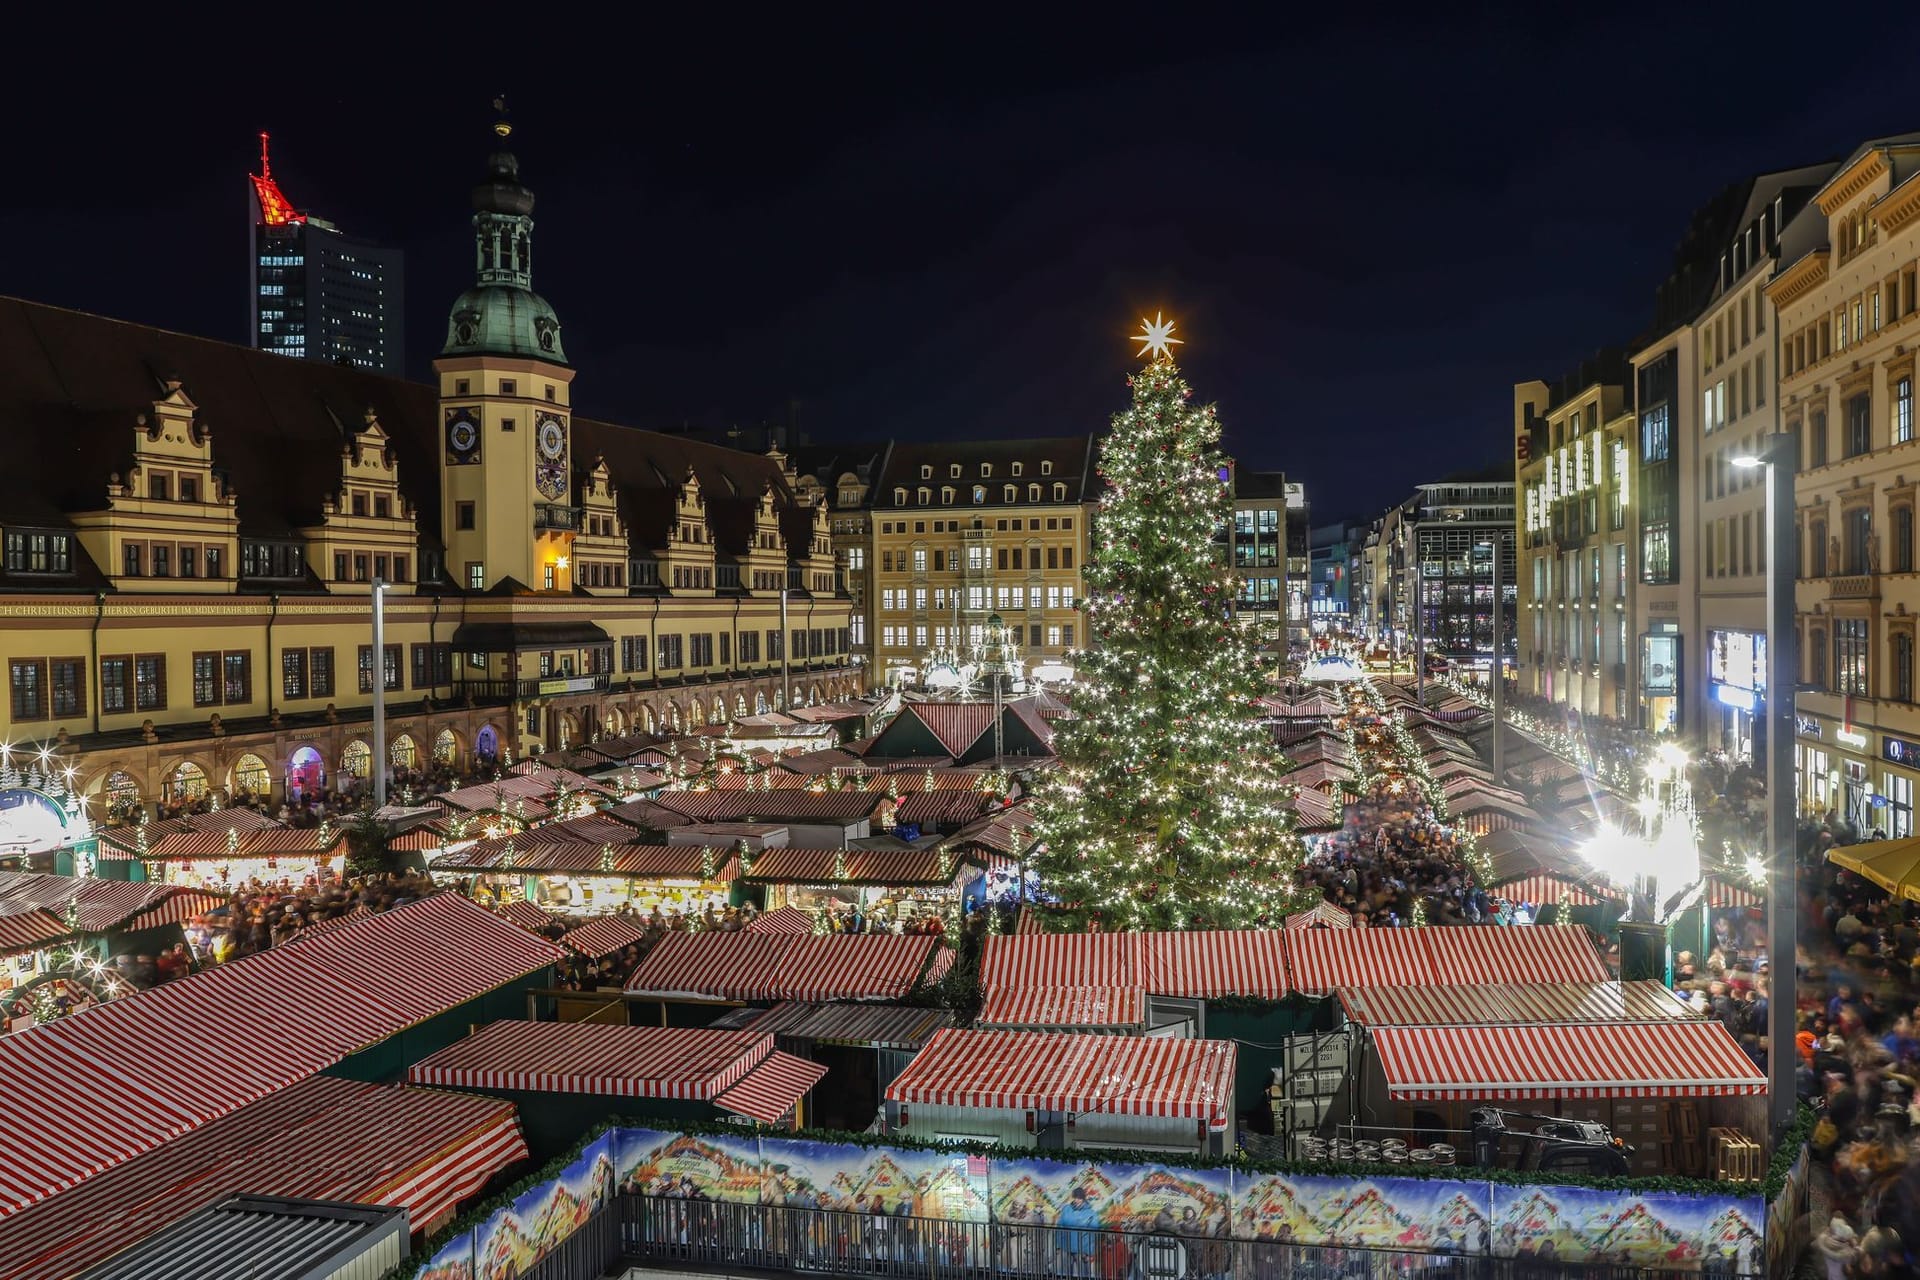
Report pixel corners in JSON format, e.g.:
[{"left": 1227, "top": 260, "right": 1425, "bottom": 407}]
[{"left": 1709, "top": 1127, "right": 1762, "bottom": 1183}]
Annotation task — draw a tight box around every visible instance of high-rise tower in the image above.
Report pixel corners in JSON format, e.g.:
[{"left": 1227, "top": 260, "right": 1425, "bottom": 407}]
[
  {"left": 434, "top": 100, "right": 575, "bottom": 594},
  {"left": 248, "top": 133, "right": 406, "bottom": 374}
]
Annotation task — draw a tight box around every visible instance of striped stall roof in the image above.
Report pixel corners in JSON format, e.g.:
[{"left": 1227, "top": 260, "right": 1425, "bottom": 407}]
[
  {"left": 1283, "top": 901, "right": 1353, "bottom": 930},
  {"left": 945, "top": 805, "right": 1038, "bottom": 857},
  {"left": 649, "top": 791, "right": 888, "bottom": 824},
  {"left": 1282, "top": 929, "right": 1483, "bottom": 995},
  {"left": 558, "top": 914, "right": 647, "bottom": 959},
  {"left": 439, "top": 839, "right": 736, "bottom": 880},
  {"left": 0, "top": 1075, "right": 526, "bottom": 1280},
  {"left": 0, "top": 894, "right": 559, "bottom": 1219},
  {"left": 1370, "top": 1021, "right": 1767, "bottom": 1100},
  {"left": 0, "top": 909, "right": 69, "bottom": 958},
  {"left": 285, "top": 906, "right": 371, "bottom": 945},
  {"left": 120, "top": 891, "right": 225, "bottom": 933},
  {"left": 741, "top": 847, "right": 952, "bottom": 886},
  {"left": 894, "top": 791, "right": 996, "bottom": 828},
  {"left": 498, "top": 900, "right": 556, "bottom": 931},
  {"left": 712, "top": 1051, "right": 829, "bottom": 1124},
  {"left": 1289, "top": 788, "right": 1342, "bottom": 832},
  {"left": 979, "top": 931, "right": 1288, "bottom": 1000},
  {"left": 1283, "top": 760, "right": 1355, "bottom": 793},
  {"left": 1707, "top": 876, "right": 1765, "bottom": 909},
  {"left": 407, "top": 1021, "right": 770, "bottom": 1099},
  {"left": 0, "top": 874, "right": 214, "bottom": 935},
  {"left": 1421, "top": 926, "right": 1608, "bottom": 986},
  {"left": 920, "top": 945, "right": 955, "bottom": 987},
  {"left": 776, "top": 934, "right": 938, "bottom": 1002},
  {"left": 386, "top": 828, "right": 449, "bottom": 851},
  {"left": 624, "top": 932, "right": 787, "bottom": 1000},
  {"left": 887, "top": 1028, "right": 1236, "bottom": 1120},
  {"left": 775, "top": 1002, "right": 954, "bottom": 1050},
  {"left": 624, "top": 932, "right": 936, "bottom": 1002},
  {"left": 147, "top": 830, "right": 344, "bottom": 862},
  {"left": 976, "top": 985, "right": 1147, "bottom": 1029},
  {"left": 900, "top": 703, "right": 1002, "bottom": 756},
  {"left": 1488, "top": 873, "right": 1615, "bottom": 907},
  {"left": 1338, "top": 979, "right": 1701, "bottom": 1027},
  {"left": 747, "top": 905, "right": 816, "bottom": 935}
]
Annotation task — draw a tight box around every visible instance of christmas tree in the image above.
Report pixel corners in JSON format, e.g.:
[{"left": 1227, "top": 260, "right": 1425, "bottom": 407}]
[{"left": 1031, "top": 315, "right": 1303, "bottom": 929}]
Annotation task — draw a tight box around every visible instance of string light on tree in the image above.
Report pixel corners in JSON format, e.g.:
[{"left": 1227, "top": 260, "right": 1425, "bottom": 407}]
[{"left": 1031, "top": 314, "right": 1306, "bottom": 930}]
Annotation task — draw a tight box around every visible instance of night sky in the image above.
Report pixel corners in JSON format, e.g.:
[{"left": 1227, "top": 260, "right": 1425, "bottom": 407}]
[{"left": 7, "top": 10, "right": 1920, "bottom": 522}]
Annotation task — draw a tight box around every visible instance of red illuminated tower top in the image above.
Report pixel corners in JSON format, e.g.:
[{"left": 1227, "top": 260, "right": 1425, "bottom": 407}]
[{"left": 249, "top": 132, "right": 304, "bottom": 226}]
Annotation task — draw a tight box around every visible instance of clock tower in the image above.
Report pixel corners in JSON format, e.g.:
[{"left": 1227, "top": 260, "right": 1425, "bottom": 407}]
[{"left": 435, "top": 99, "right": 575, "bottom": 593}]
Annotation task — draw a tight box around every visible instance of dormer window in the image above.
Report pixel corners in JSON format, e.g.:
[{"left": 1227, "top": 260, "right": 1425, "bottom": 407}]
[
  {"left": 950, "top": 464, "right": 962, "bottom": 479},
  {"left": 941, "top": 486, "right": 954, "bottom": 505},
  {"left": 980, "top": 463, "right": 992, "bottom": 478},
  {"left": 1041, "top": 461, "right": 1053, "bottom": 475},
  {"left": 3, "top": 530, "right": 73, "bottom": 576},
  {"left": 973, "top": 485, "right": 986, "bottom": 504},
  {"left": 918, "top": 487, "right": 931, "bottom": 505},
  {"left": 895, "top": 488, "right": 907, "bottom": 506},
  {"left": 1053, "top": 482, "right": 1068, "bottom": 501},
  {"left": 921, "top": 465, "right": 933, "bottom": 479},
  {"left": 1029, "top": 484, "right": 1041, "bottom": 502},
  {"left": 1003, "top": 485, "right": 1017, "bottom": 503},
  {"left": 1011, "top": 462, "right": 1023, "bottom": 477}
]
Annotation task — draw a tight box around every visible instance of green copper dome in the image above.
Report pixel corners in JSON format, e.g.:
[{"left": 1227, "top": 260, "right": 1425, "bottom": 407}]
[{"left": 441, "top": 108, "right": 567, "bottom": 364}]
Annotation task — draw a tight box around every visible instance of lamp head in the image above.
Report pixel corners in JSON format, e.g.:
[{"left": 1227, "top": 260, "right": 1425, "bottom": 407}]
[{"left": 1731, "top": 455, "right": 1763, "bottom": 469}]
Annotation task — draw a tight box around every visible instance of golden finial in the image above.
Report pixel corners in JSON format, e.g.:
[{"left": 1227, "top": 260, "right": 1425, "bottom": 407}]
[{"left": 492, "top": 96, "right": 512, "bottom": 139}]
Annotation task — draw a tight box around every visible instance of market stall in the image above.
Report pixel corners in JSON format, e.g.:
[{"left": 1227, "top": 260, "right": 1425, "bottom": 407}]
[
  {"left": 884, "top": 1027, "right": 1238, "bottom": 1155},
  {"left": 145, "top": 828, "right": 348, "bottom": 888},
  {"left": 738, "top": 845, "right": 985, "bottom": 927},
  {"left": 430, "top": 837, "right": 737, "bottom": 919},
  {"left": 624, "top": 931, "right": 940, "bottom": 1006}
]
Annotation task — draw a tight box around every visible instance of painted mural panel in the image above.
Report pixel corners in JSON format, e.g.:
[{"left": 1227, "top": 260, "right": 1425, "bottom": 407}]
[
  {"left": 1230, "top": 1172, "right": 1491, "bottom": 1253},
  {"left": 759, "top": 1135, "right": 990, "bottom": 1221},
  {"left": 1488, "top": 1183, "right": 1763, "bottom": 1271},
  {"left": 614, "top": 1126, "right": 766, "bottom": 1204},
  {"left": 473, "top": 1131, "right": 616, "bottom": 1280}
]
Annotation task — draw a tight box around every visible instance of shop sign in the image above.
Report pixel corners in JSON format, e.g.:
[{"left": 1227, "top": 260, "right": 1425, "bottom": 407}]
[
  {"left": 1884, "top": 736, "right": 1920, "bottom": 766},
  {"left": 1796, "top": 716, "right": 1822, "bottom": 739},
  {"left": 1707, "top": 630, "right": 1766, "bottom": 695},
  {"left": 1837, "top": 728, "right": 1869, "bottom": 750},
  {"left": 1641, "top": 634, "right": 1678, "bottom": 695}
]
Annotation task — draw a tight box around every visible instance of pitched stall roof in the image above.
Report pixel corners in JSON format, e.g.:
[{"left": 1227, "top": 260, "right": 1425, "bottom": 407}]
[
  {"left": 0, "top": 894, "right": 559, "bottom": 1217},
  {"left": 1339, "top": 979, "right": 1701, "bottom": 1027},
  {"left": 1286, "top": 925, "right": 1609, "bottom": 995},
  {"left": 648, "top": 790, "right": 887, "bottom": 824},
  {"left": 433, "top": 838, "right": 734, "bottom": 880},
  {"left": 557, "top": 914, "right": 648, "bottom": 959},
  {"left": 775, "top": 1001, "right": 955, "bottom": 1050},
  {"left": 739, "top": 846, "right": 958, "bottom": 886},
  {"left": 0, "top": 1075, "right": 523, "bottom": 1280},
  {"left": 0, "top": 909, "right": 71, "bottom": 958},
  {"left": 624, "top": 931, "right": 937, "bottom": 1002},
  {"left": 1370, "top": 1021, "right": 1767, "bottom": 1100},
  {"left": 887, "top": 1028, "right": 1235, "bottom": 1120},
  {"left": 0, "top": 873, "right": 219, "bottom": 934},
  {"left": 712, "top": 1052, "right": 830, "bottom": 1124},
  {"left": 977, "top": 985, "right": 1148, "bottom": 1030},
  {"left": 497, "top": 900, "right": 556, "bottom": 931},
  {"left": 979, "top": 930, "right": 1289, "bottom": 1000},
  {"left": 746, "top": 904, "right": 816, "bottom": 935},
  {"left": 407, "top": 1021, "right": 773, "bottom": 1099}
]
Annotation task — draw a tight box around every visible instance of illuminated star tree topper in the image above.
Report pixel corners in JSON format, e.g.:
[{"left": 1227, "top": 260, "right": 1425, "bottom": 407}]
[{"left": 1132, "top": 311, "right": 1184, "bottom": 362}]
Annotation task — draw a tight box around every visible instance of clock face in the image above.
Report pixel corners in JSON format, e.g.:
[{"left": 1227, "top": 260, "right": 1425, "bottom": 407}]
[
  {"left": 536, "top": 412, "right": 567, "bottom": 461},
  {"left": 445, "top": 408, "right": 481, "bottom": 465}
]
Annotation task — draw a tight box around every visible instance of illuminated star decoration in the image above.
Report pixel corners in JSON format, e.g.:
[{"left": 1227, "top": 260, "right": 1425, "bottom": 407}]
[{"left": 1132, "top": 312, "right": 1184, "bottom": 363}]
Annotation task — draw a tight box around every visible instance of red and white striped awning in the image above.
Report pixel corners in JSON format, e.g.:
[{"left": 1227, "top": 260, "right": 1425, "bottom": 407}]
[
  {"left": 712, "top": 1050, "right": 829, "bottom": 1124},
  {"left": 0, "top": 1075, "right": 525, "bottom": 1280},
  {"left": 0, "top": 894, "right": 561, "bottom": 1218},
  {"left": 118, "top": 891, "right": 225, "bottom": 933},
  {"left": 1284, "top": 901, "right": 1353, "bottom": 930},
  {"left": 1370, "top": 1021, "right": 1766, "bottom": 1100},
  {"left": 979, "top": 931, "right": 1288, "bottom": 1000},
  {"left": 407, "top": 1020, "right": 772, "bottom": 1099},
  {"left": 1339, "top": 979, "right": 1700, "bottom": 1026},
  {"left": 748, "top": 905, "right": 816, "bottom": 935},
  {"left": 1707, "top": 877, "right": 1765, "bottom": 909},
  {"left": 623, "top": 931, "right": 936, "bottom": 1002},
  {"left": 1421, "top": 926, "right": 1609, "bottom": 986},
  {"left": 0, "top": 909, "right": 69, "bottom": 958},
  {"left": 887, "top": 1028, "right": 1236, "bottom": 1120},
  {"left": 920, "top": 945, "right": 955, "bottom": 988},
  {"left": 977, "top": 985, "right": 1148, "bottom": 1029},
  {"left": 286, "top": 905, "right": 371, "bottom": 945},
  {"left": 498, "top": 900, "right": 555, "bottom": 931},
  {"left": 1285, "top": 928, "right": 1431, "bottom": 994},
  {"left": 776, "top": 934, "right": 939, "bottom": 1002},
  {"left": 558, "top": 914, "right": 647, "bottom": 958},
  {"left": 1488, "top": 874, "right": 1614, "bottom": 907}
]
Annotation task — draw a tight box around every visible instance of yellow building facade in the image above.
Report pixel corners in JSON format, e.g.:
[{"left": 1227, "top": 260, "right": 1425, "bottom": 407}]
[
  {"left": 1773, "top": 137, "right": 1920, "bottom": 834},
  {"left": 0, "top": 118, "right": 855, "bottom": 815}
]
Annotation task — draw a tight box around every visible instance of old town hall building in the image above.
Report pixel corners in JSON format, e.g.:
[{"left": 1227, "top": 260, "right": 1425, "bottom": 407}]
[{"left": 0, "top": 113, "right": 857, "bottom": 813}]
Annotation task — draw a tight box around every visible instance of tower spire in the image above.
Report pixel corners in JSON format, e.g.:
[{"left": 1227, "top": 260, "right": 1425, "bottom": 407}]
[{"left": 249, "top": 131, "right": 303, "bottom": 227}]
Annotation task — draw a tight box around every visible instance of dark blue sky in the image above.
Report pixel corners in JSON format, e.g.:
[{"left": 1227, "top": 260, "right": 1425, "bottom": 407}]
[{"left": 7, "top": 7, "right": 1919, "bottom": 520}]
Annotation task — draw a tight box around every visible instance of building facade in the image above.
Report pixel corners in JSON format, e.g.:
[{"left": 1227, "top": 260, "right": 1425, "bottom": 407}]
[
  {"left": 1516, "top": 363, "right": 1637, "bottom": 720},
  {"left": 0, "top": 113, "right": 855, "bottom": 813},
  {"left": 1370, "top": 478, "right": 1517, "bottom": 673},
  {"left": 1775, "top": 136, "right": 1920, "bottom": 834},
  {"left": 1227, "top": 470, "right": 1293, "bottom": 647},
  {"left": 813, "top": 438, "right": 1098, "bottom": 688},
  {"left": 1306, "top": 520, "right": 1366, "bottom": 629},
  {"left": 249, "top": 134, "right": 406, "bottom": 375}
]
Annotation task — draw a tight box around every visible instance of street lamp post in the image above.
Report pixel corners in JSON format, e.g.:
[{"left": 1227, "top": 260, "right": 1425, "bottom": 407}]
[
  {"left": 1489, "top": 536, "right": 1506, "bottom": 783},
  {"left": 371, "top": 578, "right": 388, "bottom": 809},
  {"left": 1733, "top": 435, "right": 1799, "bottom": 1137}
]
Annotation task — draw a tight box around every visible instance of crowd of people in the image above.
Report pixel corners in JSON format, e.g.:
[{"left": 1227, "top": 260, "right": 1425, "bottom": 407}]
[
  {"left": 1300, "top": 781, "right": 1495, "bottom": 927},
  {"left": 1805, "top": 815, "right": 1920, "bottom": 1277}
]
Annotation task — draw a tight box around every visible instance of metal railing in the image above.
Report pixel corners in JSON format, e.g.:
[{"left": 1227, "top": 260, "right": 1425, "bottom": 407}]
[{"left": 618, "top": 1194, "right": 1760, "bottom": 1280}]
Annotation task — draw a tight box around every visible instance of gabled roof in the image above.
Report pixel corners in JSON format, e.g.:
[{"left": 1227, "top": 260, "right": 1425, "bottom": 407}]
[{"left": 870, "top": 436, "right": 1099, "bottom": 505}]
